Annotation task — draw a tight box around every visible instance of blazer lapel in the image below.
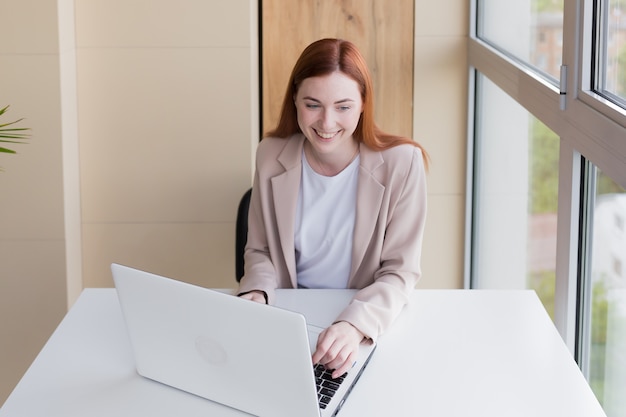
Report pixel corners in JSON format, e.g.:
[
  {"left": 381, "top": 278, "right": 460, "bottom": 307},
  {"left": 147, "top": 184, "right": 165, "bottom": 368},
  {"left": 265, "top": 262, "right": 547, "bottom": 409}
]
[
  {"left": 270, "top": 135, "right": 305, "bottom": 287},
  {"left": 350, "top": 143, "right": 385, "bottom": 285}
]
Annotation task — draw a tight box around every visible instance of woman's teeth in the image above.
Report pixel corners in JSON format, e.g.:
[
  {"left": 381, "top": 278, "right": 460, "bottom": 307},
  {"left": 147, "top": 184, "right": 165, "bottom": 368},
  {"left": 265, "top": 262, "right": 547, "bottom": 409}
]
[{"left": 316, "top": 130, "right": 337, "bottom": 139}]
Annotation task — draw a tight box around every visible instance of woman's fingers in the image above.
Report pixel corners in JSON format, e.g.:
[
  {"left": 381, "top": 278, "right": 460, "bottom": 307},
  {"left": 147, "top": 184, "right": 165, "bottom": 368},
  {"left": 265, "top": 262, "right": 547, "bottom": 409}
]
[
  {"left": 312, "top": 321, "right": 364, "bottom": 378},
  {"left": 238, "top": 290, "right": 266, "bottom": 303}
]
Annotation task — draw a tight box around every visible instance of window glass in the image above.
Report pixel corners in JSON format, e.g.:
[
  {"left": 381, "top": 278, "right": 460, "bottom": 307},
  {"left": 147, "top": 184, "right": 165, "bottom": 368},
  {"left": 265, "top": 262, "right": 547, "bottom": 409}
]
[
  {"left": 597, "top": 0, "right": 626, "bottom": 106},
  {"left": 472, "top": 74, "right": 559, "bottom": 318},
  {"left": 585, "top": 168, "right": 626, "bottom": 416},
  {"left": 477, "top": 0, "right": 563, "bottom": 81}
]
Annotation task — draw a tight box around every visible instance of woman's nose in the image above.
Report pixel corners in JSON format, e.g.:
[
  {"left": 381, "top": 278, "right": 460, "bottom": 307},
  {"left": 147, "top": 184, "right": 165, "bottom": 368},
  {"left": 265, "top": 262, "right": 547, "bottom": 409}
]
[{"left": 320, "top": 109, "right": 335, "bottom": 129}]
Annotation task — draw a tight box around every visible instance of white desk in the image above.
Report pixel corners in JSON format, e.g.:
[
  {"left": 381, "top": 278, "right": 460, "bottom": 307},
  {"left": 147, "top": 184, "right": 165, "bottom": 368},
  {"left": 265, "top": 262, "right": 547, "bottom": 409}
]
[{"left": 0, "top": 289, "right": 607, "bottom": 417}]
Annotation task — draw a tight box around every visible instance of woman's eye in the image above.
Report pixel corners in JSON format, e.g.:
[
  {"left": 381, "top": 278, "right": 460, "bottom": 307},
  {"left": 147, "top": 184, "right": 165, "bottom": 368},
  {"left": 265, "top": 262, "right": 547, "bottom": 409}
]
[
  {"left": 338, "top": 106, "right": 351, "bottom": 111},
  {"left": 305, "top": 103, "right": 320, "bottom": 109}
]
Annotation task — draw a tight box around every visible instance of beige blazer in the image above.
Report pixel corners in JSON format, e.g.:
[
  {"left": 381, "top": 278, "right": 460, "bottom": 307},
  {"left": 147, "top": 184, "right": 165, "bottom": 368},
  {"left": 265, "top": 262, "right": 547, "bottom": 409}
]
[{"left": 237, "top": 134, "right": 427, "bottom": 340}]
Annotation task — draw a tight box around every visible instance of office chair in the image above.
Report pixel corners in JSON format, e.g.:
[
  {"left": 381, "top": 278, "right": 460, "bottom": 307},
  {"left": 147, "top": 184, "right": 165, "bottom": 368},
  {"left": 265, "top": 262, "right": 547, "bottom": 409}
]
[{"left": 235, "top": 188, "right": 252, "bottom": 282}]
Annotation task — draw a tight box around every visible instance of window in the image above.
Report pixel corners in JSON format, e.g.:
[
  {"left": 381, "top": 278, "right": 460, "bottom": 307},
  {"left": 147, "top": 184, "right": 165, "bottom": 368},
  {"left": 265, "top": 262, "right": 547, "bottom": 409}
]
[
  {"left": 472, "top": 74, "right": 559, "bottom": 317},
  {"left": 580, "top": 168, "right": 626, "bottom": 414},
  {"left": 614, "top": 258, "right": 623, "bottom": 276},
  {"left": 477, "top": 0, "right": 564, "bottom": 81},
  {"left": 596, "top": 0, "right": 626, "bottom": 105},
  {"left": 470, "top": 1, "right": 626, "bottom": 415}
]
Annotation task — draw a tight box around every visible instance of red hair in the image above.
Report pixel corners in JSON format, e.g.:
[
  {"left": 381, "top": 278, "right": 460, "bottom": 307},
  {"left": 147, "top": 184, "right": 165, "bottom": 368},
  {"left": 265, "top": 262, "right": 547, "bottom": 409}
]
[{"left": 266, "top": 38, "right": 429, "bottom": 166}]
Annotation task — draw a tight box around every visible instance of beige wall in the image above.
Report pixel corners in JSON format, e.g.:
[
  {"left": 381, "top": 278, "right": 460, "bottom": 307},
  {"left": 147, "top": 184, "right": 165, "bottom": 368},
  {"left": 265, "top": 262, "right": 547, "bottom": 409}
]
[
  {"left": 0, "top": 0, "right": 68, "bottom": 405},
  {"left": 0, "top": 0, "right": 258, "bottom": 405},
  {"left": 0, "top": 0, "right": 467, "bottom": 406},
  {"left": 414, "top": 0, "right": 469, "bottom": 289},
  {"left": 73, "top": 0, "right": 258, "bottom": 295}
]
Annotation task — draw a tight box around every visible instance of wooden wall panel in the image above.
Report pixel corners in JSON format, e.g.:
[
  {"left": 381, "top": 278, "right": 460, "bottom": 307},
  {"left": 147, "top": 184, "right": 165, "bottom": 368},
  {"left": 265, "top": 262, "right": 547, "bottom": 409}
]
[{"left": 262, "top": 0, "right": 414, "bottom": 139}]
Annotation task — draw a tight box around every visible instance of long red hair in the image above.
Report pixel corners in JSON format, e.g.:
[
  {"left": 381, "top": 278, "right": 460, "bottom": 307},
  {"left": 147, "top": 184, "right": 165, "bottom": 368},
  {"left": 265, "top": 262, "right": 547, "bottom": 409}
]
[{"left": 265, "top": 38, "right": 429, "bottom": 166}]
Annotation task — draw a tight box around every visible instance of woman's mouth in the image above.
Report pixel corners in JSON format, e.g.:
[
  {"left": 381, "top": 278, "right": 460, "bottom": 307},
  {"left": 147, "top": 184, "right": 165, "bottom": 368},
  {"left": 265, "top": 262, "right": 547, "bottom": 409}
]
[{"left": 314, "top": 129, "right": 339, "bottom": 140}]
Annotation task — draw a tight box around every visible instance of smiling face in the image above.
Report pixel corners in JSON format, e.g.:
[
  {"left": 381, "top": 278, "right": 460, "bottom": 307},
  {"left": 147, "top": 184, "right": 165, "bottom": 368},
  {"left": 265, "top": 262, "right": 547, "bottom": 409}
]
[{"left": 294, "top": 71, "right": 363, "bottom": 158}]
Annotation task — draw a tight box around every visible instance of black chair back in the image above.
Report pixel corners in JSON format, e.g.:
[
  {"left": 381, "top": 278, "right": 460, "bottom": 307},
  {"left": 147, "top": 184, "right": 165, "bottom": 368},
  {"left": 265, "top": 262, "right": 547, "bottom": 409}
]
[{"left": 235, "top": 188, "right": 252, "bottom": 282}]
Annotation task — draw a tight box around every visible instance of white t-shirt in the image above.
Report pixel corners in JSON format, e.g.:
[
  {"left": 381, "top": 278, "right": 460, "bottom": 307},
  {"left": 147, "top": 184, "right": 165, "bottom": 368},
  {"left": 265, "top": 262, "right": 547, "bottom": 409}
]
[{"left": 295, "top": 150, "right": 359, "bottom": 289}]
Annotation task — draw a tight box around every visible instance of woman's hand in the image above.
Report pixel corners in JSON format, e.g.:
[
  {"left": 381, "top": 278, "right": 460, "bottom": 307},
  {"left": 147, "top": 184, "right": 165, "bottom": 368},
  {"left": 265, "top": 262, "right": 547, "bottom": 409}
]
[
  {"left": 238, "top": 290, "right": 267, "bottom": 304},
  {"left": 312, "top": 321, "right": 365, "bottom": 379}
]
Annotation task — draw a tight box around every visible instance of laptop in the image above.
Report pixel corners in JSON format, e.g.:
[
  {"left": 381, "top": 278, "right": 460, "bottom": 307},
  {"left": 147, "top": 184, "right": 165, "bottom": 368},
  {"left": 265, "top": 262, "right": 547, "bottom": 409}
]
[{"left": 111, "top": 263, "right": 376, "bottom": 417}]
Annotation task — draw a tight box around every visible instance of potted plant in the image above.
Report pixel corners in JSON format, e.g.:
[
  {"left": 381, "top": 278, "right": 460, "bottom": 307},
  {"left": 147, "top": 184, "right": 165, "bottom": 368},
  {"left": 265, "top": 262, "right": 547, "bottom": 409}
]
[{"left": 0, "top": 105, "right": 30, "bottom": 170}]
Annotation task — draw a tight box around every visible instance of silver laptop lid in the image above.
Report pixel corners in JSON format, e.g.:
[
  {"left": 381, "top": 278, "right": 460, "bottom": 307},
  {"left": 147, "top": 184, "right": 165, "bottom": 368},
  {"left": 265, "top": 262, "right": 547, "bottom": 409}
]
[{"left": 111, "top": 263, "right": 321, "bottom": 417}]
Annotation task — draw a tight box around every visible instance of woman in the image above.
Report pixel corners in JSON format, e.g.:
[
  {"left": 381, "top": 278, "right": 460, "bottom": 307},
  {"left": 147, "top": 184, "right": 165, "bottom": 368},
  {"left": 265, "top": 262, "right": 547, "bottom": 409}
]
[{"left": 238, "top": 38, "right": 428, "bottom": 378}]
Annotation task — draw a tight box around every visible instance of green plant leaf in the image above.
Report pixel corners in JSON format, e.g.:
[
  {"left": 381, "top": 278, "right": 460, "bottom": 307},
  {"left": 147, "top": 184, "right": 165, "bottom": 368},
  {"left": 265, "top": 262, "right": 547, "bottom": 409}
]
[
  {"left": 1, "top": 138, "right": 27, "bottom": 144},
  {"left": 0, "top": 135, "right": 30, "bottom": 140},
  {"left": 0, "top": 119, "right": 30, "bottom": 139},
  {"left": 0, "top": 125, "right": 29, "bottom": 131},
  {"left": 0, "top": 105, "right": 30, "bottom": 170},
  {"left": 0, "top": 118, "right": 25, "bottom": 127}
]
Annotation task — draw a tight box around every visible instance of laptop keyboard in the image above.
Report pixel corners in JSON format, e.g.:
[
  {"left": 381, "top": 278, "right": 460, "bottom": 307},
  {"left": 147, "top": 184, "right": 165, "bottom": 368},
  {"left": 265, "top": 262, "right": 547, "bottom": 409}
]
[{"left": 314, "top": 364, "right": 347, "bottom": 409}]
